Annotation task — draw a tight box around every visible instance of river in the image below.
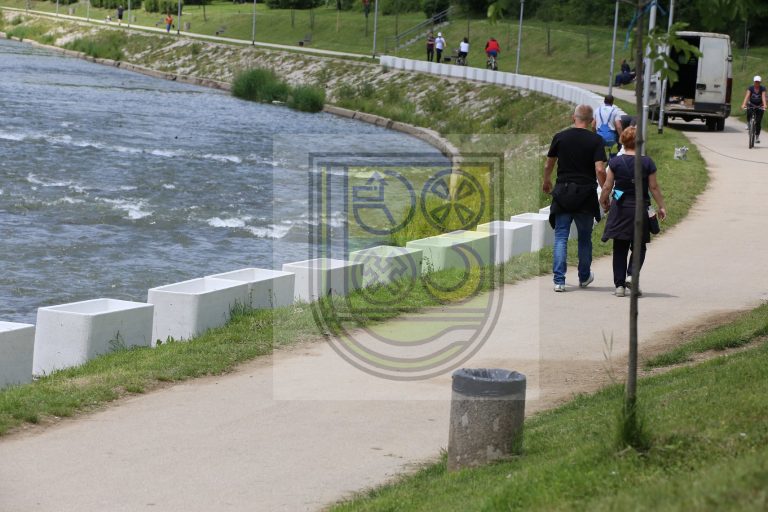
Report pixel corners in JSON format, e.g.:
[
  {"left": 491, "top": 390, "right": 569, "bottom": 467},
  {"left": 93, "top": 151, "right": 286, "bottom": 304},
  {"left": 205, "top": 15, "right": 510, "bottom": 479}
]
[{"left": 0, "top": 38, "right": 446, "bottom": 323}]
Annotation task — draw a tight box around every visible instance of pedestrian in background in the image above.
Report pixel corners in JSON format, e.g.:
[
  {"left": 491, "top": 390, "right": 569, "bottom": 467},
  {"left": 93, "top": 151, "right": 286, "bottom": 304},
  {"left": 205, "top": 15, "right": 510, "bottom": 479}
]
[
  {"left": 426, "top": 32, "right": 435, "bottom": 62},
  {"left": 435, "top": 32, "right": 446, "bottom": 63},
  {"left": 116, "top": 5, "right": 124, "bottom": 25},
  {"left": 165, "top": 13, "right": 173, "bottom": 33}
]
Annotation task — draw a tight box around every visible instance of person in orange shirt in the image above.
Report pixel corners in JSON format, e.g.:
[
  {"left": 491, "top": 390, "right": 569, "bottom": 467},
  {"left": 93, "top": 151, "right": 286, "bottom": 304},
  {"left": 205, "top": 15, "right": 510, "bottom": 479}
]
[{"left": 165, "top": 13, "right": 173, "bottom": 33}]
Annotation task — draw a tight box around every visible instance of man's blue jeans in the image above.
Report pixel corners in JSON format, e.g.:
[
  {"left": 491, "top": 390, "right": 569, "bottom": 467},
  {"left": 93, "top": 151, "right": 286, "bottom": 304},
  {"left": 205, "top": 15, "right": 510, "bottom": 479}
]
[{"left": 552, "top": 212, "right": 594, "bottom": 285}]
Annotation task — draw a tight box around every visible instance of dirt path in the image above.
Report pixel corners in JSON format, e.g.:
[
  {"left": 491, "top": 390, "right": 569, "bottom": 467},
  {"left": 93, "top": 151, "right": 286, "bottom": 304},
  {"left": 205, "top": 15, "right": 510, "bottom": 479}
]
[{"left": 1, "top": 90, "right": 767, "bottom": 510}]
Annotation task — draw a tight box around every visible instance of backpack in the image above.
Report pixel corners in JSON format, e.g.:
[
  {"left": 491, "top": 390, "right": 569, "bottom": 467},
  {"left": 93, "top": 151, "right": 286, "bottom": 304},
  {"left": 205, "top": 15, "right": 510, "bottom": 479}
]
[{"left": 596, "top": 106, "right": 617, "bottom": 147}]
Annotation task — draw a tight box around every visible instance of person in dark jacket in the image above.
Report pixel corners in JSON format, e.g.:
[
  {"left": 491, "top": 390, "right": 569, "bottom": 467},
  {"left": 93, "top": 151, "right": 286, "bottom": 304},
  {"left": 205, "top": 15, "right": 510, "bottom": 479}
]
[
  {"left": 543, "top": 104, "right": 607, "bottom": 292},
  {"left": 599, "top": 127, "right": 667, "bottom": 297}
]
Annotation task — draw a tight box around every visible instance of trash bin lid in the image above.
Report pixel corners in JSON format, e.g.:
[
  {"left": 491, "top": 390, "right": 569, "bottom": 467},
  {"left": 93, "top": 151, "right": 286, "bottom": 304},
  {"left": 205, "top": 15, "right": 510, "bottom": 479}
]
[{"left": 451, "top": 368, "right": 526, "bottom": 397}]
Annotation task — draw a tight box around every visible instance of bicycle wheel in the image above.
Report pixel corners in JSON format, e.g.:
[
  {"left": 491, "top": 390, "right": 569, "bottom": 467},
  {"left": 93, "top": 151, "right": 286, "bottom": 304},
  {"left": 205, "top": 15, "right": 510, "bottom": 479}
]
[{"left": 749, "top": 116, "right": 755, "bottom": 149}]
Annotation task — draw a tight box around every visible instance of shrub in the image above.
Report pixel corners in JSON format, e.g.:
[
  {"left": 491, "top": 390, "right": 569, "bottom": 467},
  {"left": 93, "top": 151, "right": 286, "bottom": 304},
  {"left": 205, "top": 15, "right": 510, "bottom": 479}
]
[
  {"left": 232, "top": 68, "right": 290, "bottom": 103},
  {"left": 422, "top": 0, "right": 450, "bottom": 18},
  {"left": 287, "top": 85, "right": 325, "bottom": 113},
  {"left": 64, "top": 32, "right": 127, "bottom": 61}
]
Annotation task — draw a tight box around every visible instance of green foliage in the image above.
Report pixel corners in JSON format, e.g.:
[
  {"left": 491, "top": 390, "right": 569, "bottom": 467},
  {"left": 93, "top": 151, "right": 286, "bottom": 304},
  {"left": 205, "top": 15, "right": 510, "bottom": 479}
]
[
  {"left": 287, "top": 84, "right": 326, "bottom": 112},
  {"left": 379, "top": 0, "right": 421, "bottom": 16},
  {"left": 88, "top": 0, "right": 142, "bottom": 9},
  {"left": 645, "top": 23, "right": 702, "bottom": 85},
  {"left": 143, "top": 0, "right": 179, "bottom": 14},
  {"left": 422, "top": 0, "right": 449, "bottom": 19},
  {"left": 265, "top": 0, "right": 322, "bottom": 9},
  {"left": 64, "top": 32, "right": 128, "bottom": 60},
  {"left": 232, "top": 68, "right": 290, "bottom": 103}
]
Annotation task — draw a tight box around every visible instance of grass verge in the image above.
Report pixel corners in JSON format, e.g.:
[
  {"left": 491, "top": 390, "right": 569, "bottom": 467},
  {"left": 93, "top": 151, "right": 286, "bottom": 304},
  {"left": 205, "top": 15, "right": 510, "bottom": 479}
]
[
  {"left": 331, "top": 315, "right": 768, "bottom": 511},
  {"left": 644, "top": 303, "right": 768, "bottom": 368},
  {"left": 232, "top": 68, "right": 324, "bottom": 112}
]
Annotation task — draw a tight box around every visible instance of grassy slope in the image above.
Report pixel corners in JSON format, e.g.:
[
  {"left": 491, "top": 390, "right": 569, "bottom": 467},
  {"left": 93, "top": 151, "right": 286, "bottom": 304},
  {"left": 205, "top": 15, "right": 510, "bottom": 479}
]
[
  {"left": 0, "top": 14, "right": 706, "bottom": 435},
  {"left": 1, "top": 1, "right": 766, "bottom": 90},
  {"left": 332, "top": 314, "right": 768, "bottom": 511}
]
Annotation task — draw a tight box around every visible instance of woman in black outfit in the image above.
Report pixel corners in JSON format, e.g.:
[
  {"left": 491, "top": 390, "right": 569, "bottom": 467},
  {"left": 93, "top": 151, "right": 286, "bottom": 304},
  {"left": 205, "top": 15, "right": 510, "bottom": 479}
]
[{"left": 599, "top": 127, "right": 667, "bottom": 297}]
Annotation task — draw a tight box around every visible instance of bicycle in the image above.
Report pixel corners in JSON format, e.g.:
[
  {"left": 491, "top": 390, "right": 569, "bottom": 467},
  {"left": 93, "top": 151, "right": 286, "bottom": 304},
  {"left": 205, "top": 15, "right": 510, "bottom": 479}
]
[
  {"left": 486, "top": 54, "right": 498, "bottom": 71},
  {"left": 455, "top": 52, "right": 467, "bottom": 66},
  {"left": 745, "top": 105, "right": 763, "bottom": 149}
]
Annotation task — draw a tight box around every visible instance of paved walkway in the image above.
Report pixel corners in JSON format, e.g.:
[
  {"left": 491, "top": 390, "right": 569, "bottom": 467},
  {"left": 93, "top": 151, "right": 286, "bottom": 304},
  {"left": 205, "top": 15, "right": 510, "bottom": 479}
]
[{"left": 1, "top": 87, "right": 768, "bottom": 510}]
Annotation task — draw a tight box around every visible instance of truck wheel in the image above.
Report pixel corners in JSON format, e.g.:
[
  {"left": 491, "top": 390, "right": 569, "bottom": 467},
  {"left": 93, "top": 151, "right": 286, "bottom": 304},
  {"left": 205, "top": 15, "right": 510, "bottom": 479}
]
[
  {"left": 706, "top": 119, "right": 716, "bottom": 131},
  {"left": 716, "top": 118, "right": 725, "bottom": 131},
  {"left": 663, "top": 115, "right": 669, "bottom": 127}
]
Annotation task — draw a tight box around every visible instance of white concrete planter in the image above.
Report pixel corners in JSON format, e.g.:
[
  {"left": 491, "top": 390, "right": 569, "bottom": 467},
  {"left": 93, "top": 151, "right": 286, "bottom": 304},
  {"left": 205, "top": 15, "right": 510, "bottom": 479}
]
[
  {"left": 33, "top": 299, "right": 153, "bottom": 375},
  {"left": 148, "top": 278, "right": 250, "bottom": 344},
  {"left": 476, "top": 221, "right": 534, "bottom": 262},
  {"left": 406, "top": 236, "right": 477, "bottom": 274},
  {"left": 0, "top": 322, "right": 35, "bottom": 389},
  {"left": 535, "top": 206, "right": 579, "bottom": 240},
  {"left": 510, "top": 213, "right": 555, "bottom": 251},
  {"left": 439, "top": 230, "right": 497, "bottom": 267},
  {"left": 209, "top": 268, "right": 295, "bottom": 309},
  {"left": 349, "top": 246, "right": 423, "bottom": 287},
  {"left": 282, "top": 258, "right": 364, "bottom": 303}
]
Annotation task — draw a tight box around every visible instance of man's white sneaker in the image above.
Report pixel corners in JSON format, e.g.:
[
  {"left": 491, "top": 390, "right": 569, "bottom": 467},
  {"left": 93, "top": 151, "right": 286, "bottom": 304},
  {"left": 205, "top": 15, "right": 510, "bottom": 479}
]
[
  {"left": 579, "top": 272, "right": 595, "bottom": 288},
  {"left": 554, "top": 284, "right": 566, "bottom": 292},
  {"left": 615, "top": 286, "right": 626, "bottom": 297}
]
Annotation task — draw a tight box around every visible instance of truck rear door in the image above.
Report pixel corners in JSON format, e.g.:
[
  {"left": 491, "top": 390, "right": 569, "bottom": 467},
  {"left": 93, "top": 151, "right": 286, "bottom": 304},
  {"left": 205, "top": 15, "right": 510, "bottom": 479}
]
[{"left": 695, "top": 37, "right": 728, "bottom": 107}]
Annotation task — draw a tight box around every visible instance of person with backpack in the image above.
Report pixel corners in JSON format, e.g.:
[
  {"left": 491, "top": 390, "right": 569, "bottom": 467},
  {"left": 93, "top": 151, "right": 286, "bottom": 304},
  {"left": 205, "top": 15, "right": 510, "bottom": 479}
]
[{"left": 592, "top": 95, "right": 623, "bottom": 154}]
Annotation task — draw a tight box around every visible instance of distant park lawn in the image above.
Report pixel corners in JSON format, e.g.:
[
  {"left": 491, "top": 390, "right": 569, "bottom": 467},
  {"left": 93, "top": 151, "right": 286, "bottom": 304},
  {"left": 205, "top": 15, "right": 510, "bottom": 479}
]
[{"left": 1, "top": 0, "right": 765, "bottom": 89}]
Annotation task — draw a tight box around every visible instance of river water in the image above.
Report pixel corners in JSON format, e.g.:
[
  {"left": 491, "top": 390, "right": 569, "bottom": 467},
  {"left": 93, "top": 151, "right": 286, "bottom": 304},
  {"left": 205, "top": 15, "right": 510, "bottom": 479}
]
[{"left": 0, "top": 38, "right": 446, "bottom": 323}]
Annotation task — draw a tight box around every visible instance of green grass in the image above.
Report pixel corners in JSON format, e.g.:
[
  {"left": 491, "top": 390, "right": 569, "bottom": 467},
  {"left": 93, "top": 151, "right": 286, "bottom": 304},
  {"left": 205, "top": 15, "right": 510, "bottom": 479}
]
[
  {"left": 63, "top": 29, "right": 127, "bottom": 60},
  {"left": 331, "top": 329, "right": 768, "bottom": 511},
  {"left": 231, "top": 67, "right": 290, "bottom": 102},
  {"left": 3, "top": 0, "right": 765, "bottom": 89},
  {"left": 286, "top": 83, "right": 325, "bottom": 112},
  {"left": 645, "top": 303, "right": 768, "bottom": 368}
]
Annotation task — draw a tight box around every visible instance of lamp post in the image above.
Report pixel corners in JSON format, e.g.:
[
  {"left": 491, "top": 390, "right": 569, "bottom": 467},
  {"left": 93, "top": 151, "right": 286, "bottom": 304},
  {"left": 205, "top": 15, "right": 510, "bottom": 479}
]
[
  {"left": 372, "top": 0, "right": 379, "bottom": 58},
  {"left": 641, "top": 0, "right": 657, "bottom": 155},
  {"left": 608, "top": 0, "right": 620, "bottom": 95},
  {"left": 515, "top": 0, "right": 524, "bottom": 74},
  {"left": 657, "top": 0, "right": 674, "bottom": 133},
  {"left": 86, "top": 0, "right": 90, "bottom": 21},
  {"left": 56, "top": 0, "right": 59, "bottom": 17},
  {"left": 252, "top": 0, "right": 257, "bottom": 45},
  {"left": 177, "top": 0, "right": 181, "bottom": 35},
  {"left": 128, "top": 0, "right": 131, "bottom": 27}
]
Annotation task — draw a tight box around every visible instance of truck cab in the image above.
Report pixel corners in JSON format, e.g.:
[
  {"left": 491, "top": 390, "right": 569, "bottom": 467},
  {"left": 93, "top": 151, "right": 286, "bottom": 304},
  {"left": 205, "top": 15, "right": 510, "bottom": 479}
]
[{"left": 655, "top": 31, "right": 732, "bottom": 131}]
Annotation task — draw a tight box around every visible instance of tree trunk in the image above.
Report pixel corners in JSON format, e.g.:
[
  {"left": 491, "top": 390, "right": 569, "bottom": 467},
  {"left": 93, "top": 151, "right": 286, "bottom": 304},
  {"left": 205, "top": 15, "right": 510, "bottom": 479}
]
[{"left": 628, "top": 0, "right": 645, "bottom": 412}]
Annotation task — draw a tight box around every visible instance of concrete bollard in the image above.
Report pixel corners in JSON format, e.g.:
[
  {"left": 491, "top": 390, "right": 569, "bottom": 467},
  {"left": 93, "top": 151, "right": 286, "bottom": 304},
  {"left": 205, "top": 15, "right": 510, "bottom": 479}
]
[{"left": 447, "top": 368, "right": 526, "bottom": 471}]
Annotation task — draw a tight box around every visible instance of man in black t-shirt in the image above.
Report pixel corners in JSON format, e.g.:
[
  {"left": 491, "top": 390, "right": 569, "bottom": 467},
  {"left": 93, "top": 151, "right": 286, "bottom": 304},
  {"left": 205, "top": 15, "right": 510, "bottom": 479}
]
[{"left": 543, "top": 104, "right": 607, "bottom": 292}]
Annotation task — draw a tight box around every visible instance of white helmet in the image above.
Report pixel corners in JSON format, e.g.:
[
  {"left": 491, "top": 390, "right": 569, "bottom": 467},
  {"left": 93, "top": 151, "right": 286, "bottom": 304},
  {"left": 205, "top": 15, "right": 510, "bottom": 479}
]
[
  {"left": 754, "top": 75, "right": 762, "bottom": 82},
  {"left": 438, "top": 32, "right": 442, "bottom": 37}
]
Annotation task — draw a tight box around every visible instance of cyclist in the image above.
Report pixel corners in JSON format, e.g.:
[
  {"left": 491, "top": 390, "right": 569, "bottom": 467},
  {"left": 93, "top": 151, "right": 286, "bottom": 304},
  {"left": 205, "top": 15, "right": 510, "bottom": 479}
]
[
  {"left": 485, "top": 37, "right": 500, "bottom": 70},
  {"left": 458, "top": 37, "right": 469, "bottom": 65},
  {"left": 741, "top": 75, "right": 767, "bottom": 144}
]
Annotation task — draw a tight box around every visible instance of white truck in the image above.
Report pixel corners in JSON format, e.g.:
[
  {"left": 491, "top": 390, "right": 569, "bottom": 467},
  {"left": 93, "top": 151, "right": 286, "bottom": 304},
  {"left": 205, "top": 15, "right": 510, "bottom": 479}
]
[{"left": 651, "top": 31, "right": 733, "bottom": 131}]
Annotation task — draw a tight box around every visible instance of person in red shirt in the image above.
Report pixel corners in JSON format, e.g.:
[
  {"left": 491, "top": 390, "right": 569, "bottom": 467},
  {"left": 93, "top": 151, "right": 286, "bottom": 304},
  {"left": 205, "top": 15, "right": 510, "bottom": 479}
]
[
  {"left": 485, "top": 38, "right": 501, "bottom": 70},
  {"left": 485, "top": 38, "right": 500, "bottom": 58}
]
